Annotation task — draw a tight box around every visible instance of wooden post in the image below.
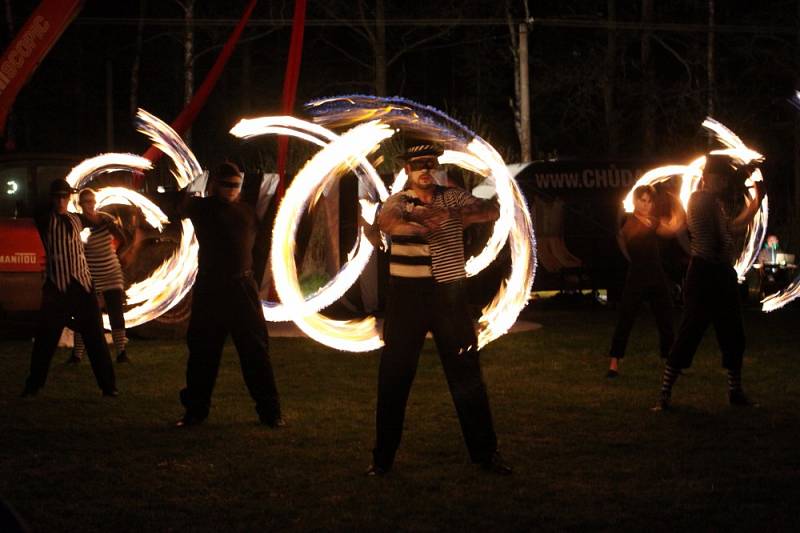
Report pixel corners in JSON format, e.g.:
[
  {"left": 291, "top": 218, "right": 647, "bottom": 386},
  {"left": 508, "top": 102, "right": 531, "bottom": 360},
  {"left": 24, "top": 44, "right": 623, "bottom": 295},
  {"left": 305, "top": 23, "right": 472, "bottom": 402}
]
[{"left": 519, "top": 22, "right": 532, "bottom": 162}]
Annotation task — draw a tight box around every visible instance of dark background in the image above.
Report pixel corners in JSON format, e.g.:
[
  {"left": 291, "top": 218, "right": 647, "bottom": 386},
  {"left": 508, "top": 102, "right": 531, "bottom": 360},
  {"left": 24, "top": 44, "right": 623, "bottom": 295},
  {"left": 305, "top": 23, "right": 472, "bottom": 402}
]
[{"left": 3, "top": 0, "right": 800, "bottom": 242}]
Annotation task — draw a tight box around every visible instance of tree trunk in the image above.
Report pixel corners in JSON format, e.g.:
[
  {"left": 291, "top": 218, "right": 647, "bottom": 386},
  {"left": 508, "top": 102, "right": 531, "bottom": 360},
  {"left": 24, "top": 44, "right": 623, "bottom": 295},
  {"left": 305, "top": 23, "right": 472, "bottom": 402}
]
[
  {"left": 795, "top": 0, "right": 800, "bottom": 225},
  {"left": 518, "top": 23, "right": 532, "bottom": 162},
  {"left": 374, "top": 0, "right": 387, "bottom": 96},
  {"left": 603, "top": 0, "right": 619, "bottom": 157},
  {"left": 241, "top": 42, "right": 251, "bottom": 113},
  {"left": 105, "top": 58, "right": 114, "bottom": 150},
  {"left": 707, "top": 0, "right": 715, "bottom": 146},
  {"left": 183, "top": 0, "right": 195, "bottom": 144},
  {"left": 130, "top": 0, "right": 146, "bottom": 118},
  {"left": 641, "top": 0, "right": 655, "bottom": 155},
  {"left": 507, "top": 3, "right": 520, "bottom": 158}
]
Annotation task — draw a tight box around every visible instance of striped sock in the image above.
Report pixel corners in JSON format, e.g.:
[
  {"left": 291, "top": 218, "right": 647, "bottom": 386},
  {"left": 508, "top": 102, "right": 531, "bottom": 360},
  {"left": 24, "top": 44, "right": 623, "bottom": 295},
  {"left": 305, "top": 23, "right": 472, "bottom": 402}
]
[
  {"left": 73, "top": 333, "right": 86, "bottom": 359},
  {"left": 111, "top": 329, "right": 127, "bottom": 356},
  {"left": 727, "top": 368, "right": 742, "bottom": 393},
  {"left": 660, "top": 364, "right": 681, "bottom": 397}
]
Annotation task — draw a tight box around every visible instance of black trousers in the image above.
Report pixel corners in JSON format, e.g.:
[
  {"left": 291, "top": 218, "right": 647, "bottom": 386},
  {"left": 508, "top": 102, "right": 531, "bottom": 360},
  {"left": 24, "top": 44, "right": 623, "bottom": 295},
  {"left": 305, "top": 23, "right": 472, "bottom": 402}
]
[
  {"left": 101, "top": 288, "right": 125, "bottom": 330},
  {"left": 180, "top": 274, "right": 281, "bottom": 422},
  {"left": 26, "top": 280, "right": 116, "bottom": 393},
  {"left": 667, "top": 257, "right": 745, "bottom": 371},
  {"left": 373, "top": 278, "right": 497, "bottom": 469},
  {"left": 609, "top": 274, "right": 674, "bottom": 359}
]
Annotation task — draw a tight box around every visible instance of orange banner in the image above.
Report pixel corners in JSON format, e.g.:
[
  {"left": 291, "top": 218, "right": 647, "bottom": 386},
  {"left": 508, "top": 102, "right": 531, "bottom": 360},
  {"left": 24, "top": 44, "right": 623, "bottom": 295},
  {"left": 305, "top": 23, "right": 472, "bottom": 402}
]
[{"left": 0, "top": 0, "right": 84, "bottom": 134}]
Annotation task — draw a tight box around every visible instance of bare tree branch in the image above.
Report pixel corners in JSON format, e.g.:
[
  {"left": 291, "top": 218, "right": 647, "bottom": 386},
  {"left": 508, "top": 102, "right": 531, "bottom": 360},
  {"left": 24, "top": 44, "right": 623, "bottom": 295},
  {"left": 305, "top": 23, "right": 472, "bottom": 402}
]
[
  {"left": 318, "top": 35, "right": 373, "bottom": 70},
  {"left": 387, "top": 24, "right": 456, "bottom": 66}
]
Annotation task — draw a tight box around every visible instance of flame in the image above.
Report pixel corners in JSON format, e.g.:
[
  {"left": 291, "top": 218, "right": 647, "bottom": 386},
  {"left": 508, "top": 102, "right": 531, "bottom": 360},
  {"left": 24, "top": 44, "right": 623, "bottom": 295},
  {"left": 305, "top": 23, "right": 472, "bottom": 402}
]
[
  {"left": 229, "top": 116, "right": 389, "bottom": 325},
  {"left": 65, "top": 110, "right": 203, "bottom": 329},
  {"left": 621, "top": 118, "right": 767, "bottom": 282},
  {"left": 761, "top": 272, "right": 800, "bottom": 312},
  {"left": 269, "top": 121, "right": 395, "bottom": 351},
  {"left": 302, "top": 95, "right": 537, "bottom": 351},
  {"left": 135, "top": 108, "right": 202, "bottom": 188}
]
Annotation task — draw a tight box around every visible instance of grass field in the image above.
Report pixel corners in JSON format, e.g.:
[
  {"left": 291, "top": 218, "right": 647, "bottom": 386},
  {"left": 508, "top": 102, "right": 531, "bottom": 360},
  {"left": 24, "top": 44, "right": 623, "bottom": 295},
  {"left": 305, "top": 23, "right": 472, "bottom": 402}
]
[{"left": 1, "top": 301, "right": 799, "bottom": 532}]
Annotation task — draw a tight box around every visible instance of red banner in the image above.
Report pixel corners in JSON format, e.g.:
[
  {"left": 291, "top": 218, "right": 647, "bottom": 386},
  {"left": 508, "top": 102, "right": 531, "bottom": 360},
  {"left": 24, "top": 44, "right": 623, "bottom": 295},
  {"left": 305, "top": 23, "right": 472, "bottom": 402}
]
[
  {"left": 142, "top": 0, "right": 258, "bottom": 164},
  {"left": 0, "top": 0, "right": 84, "bottom": 134},
  {"left": 275, "top": 0, "right": 307, "bottom": 200}
]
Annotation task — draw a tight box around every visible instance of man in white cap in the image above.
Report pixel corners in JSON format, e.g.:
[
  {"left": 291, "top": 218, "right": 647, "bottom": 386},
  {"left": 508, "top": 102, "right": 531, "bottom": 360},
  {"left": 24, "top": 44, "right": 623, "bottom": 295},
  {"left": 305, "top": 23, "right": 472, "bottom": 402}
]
[{"left": 367, "top": 142, "right": 511, "bottom": 476}]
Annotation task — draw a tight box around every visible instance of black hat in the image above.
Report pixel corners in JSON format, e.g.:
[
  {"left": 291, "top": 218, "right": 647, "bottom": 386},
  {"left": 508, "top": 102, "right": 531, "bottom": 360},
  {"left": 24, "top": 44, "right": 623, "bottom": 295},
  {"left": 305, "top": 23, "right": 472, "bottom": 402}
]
[
  {"left": 49, "top": 179, "right": 76, "bottom": 196},
  {"left": 401, "top": 143, "right": 443, "bottom": 161},
  {"left": 210, "top": 162, "right": 242, "bottom": 181},
  {"left": 703, "top": 154, "right": 736, "bottom": 176}
]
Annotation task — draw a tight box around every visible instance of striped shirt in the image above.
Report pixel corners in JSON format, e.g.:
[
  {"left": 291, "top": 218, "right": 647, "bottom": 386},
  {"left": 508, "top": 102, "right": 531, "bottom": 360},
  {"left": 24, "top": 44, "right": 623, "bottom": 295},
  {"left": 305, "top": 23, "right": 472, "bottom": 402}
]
[
  {"left": 687, "top": 190, "right": 734, "bottom": 264},
  {"left": 83, "top": 213, "right": 124, "bottom": 292},
  {"left": 42, "top": 212, "right": 93, "bottom": 293},
  {"left": 389, "top": 187, "right": 472, "bottom": 283}
]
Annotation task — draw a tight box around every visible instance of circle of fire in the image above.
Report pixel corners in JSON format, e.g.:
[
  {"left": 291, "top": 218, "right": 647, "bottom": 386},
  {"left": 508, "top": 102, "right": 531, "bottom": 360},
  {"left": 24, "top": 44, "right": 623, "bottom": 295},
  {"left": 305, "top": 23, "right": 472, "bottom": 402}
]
[
  {"left": 65, "top": 109, "right": 201, "bottom": 328},
  {"left": 622, "top": 118, "right": 768, "bottom": 283},
  {"left": 232, "top": 98, "right": 536, "bottom": 352}
]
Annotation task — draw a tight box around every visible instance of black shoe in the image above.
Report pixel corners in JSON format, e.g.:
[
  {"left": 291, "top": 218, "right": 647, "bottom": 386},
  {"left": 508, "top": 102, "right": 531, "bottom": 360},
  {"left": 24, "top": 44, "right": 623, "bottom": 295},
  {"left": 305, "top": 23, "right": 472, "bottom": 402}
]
[
  {"left": 606, "top": 369, "right": 619, "bottom": 378},
  {"left": 102, "top": 389, "right": 119, "bottom": 398},
  {"left": 175, "top": 413, "right": 205, "bottom": 428},
  {"left": 365, "top": 464, "right": 390, "bottom": 476},
  {"left": 480, "top": 451, "right": 513, "bottom": 475},
  {"left": 729, "top": 389, "right": 757, "bottom": 407},
  {"left": 260, "top": 416, "right": 286, "bottom": 428},
  {"left": 651, "top": 392, "right": 671, "bottom": 412},
  {"left": 116, "top": 351, "right": 130, "bottom": 363}
]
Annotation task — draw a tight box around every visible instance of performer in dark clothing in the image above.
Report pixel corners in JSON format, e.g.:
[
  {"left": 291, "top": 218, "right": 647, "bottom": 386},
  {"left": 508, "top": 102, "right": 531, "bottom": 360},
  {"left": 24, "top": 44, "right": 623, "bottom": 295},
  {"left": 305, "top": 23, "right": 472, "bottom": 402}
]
[
  {"left": 22, "top": 179, "right": 117, "bottom": 397},
  {"left": 653, "top": 155, "right": 765, "bottom": 410},
  {"left": 607, "top": 185, "right": 685, "bottom": 377},
  {"left": 176, "top": 162, "right": 282, "bottom": 427},
  {"left": 367, "top": 143, "right": 511, "bottom": 476}
]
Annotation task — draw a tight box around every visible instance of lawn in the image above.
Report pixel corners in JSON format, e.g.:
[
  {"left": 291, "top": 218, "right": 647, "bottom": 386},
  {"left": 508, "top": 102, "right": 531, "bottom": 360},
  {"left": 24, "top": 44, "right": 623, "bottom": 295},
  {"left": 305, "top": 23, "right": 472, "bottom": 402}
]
[{"left": 1, "top": 301, "right": 799, "bottom": 532}]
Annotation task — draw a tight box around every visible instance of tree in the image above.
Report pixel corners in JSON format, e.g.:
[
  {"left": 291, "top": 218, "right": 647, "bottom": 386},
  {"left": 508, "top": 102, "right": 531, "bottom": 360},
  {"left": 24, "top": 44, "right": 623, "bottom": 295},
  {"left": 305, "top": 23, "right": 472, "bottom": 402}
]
[{"left": 316, "top": 0, "right": 458, "bottom": 96}]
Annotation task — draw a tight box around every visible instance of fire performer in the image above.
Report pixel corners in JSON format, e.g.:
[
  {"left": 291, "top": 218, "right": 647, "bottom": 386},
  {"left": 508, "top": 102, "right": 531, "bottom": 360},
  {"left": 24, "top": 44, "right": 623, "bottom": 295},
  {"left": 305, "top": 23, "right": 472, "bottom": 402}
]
[
  {"left": 21, "top": 179, "right": 117, "bottom": 397},
  {"left": 69, "top": 188, "right": 129, "bottom": 364},
  {"left": 607, "top": 185, "right": 685, "bottom": 378},
  {"left": 653, "top": 155, "right": 765, "bottom": 410},
  {"left": 367, "top": 143, "right": 511, "bottom": 476},
  {"left": 175, "top": 162, "right": 283, "bottom": 428}
]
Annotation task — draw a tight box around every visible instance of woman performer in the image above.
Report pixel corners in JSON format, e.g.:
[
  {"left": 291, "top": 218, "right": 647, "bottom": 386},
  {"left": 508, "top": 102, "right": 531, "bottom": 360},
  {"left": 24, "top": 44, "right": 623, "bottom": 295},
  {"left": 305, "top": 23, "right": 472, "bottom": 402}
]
[
  {"left": 607, "top": 184, "right": 685, "bottom": 377},
  {"left": 69, "top": 188, "right": 130, "bottom": 364}
]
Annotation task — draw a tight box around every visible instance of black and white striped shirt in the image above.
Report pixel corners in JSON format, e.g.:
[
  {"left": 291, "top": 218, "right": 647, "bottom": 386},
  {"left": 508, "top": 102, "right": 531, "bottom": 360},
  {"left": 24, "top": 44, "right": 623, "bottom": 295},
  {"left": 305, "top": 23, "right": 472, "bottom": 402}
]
[
  {"left": 687, "top": 190, "right": 734, "bottom": 264},
  {"left": 389, "top": 187, "right": 472, "bottom": 284},
  {"left": 42, "top": 212, "right": 93, "bottom": 293},
  {"left": 84, "top": 213, "right": 124, "bottom": 292}
]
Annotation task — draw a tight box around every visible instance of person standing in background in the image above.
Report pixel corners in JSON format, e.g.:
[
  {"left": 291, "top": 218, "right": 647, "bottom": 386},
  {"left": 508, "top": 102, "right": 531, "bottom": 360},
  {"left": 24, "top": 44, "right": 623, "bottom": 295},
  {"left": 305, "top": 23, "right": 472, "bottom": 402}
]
[
  {"left": 22, "top": 179, "right": 117, "bottom": 398},
  {"left": 69, "top": 188, "right": 130, "bottom": 364}
]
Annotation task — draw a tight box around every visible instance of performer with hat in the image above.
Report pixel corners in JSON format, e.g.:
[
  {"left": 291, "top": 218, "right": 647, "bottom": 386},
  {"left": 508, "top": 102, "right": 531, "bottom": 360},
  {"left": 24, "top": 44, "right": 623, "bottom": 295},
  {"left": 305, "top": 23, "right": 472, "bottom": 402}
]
[
  {"left": 367, "top": 143, "right": 511, "bottom": 476},
  {"left": 21, "top": 179, "right": 117, "bottom": 397},
  {"left": 175, "top": 162, "right": 283, "bottom": 428},
  {"left": 653, "top": 155, "right": 765, "bottom": 410}
]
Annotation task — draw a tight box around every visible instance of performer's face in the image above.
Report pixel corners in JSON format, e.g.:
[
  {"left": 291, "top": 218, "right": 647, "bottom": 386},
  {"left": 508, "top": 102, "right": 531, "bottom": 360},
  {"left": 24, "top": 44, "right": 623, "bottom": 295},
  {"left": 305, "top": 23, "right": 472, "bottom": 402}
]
[
  {"left": 701, "top": 172, "right": 726, "bottom": 194},
  {"left": 51, "top": 194, "right": 69, "bottom": 214},
  {"left": 633, "top": 192, "right": 653, "bottom": 216},
  {"left": 79, "top": 192, "right": 97, "bottom": 216},
  {"left": 213, "top": 175, "right": 243, "bottom": 202},
  {"left": 406, "top": 156, "right": 439, "bottom": 191}
]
